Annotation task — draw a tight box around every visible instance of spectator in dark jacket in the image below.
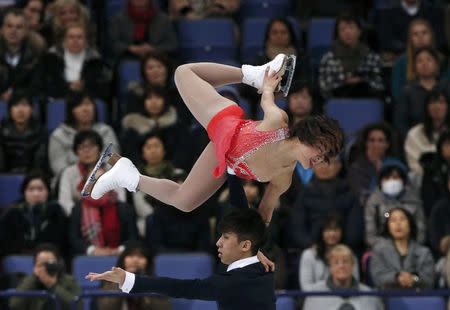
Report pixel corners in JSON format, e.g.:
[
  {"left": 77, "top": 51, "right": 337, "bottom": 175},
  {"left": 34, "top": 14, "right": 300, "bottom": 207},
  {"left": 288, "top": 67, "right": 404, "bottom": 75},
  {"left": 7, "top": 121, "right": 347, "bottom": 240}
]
[
  {"left": 395, "top": 47, "right": 450, "bottom": 138},
  {"left": 288, "top": 156, "right": 363, "bottom": 250},
  {"left": 422, "top": 130, "right": 450, "bottom": 215},
  {"left": 0, "top": 8, "right": 44, "bottom": 99},
  {"left": 121, "top": 86, "right": 179, "bottom": 164},
  {"left": 0, "top": 172, "right": 67, "bottom": 257},
  {"left": 370, "top": 207, "right": 434, "bottom": 289},
  {"left": 347, "top": 122, "right": 401, "bottom": 205},
  {"left": 109, "top": 0, "right": 177, "bottom": 62},
  {"left": 145, "top": 204, "right": 211, "bottom": 255},
  {"left": 41, "top": 22, "right": 110, "bottom": 99},
  {"left": 376, "top": 0, "right": 445, "bottom": 59},
  {"left": 429, "top": 171, "right": 450, "bottom": 257},
  {"left": 0, "top": 92, "right": 46, "bottom": 173},
  {"left": 319, "top": 13, "right": 384, "bottom": 99},
  {"left": 125, "top": 51, "right": 190, "bottom": 125}
]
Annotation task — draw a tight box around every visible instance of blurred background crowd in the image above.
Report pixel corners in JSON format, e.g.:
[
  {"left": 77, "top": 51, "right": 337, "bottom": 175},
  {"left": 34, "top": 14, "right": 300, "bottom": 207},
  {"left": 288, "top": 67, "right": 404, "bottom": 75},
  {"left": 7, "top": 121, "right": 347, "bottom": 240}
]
[{"left": 1, "top": 0, "right": 450, "bottom": 309}]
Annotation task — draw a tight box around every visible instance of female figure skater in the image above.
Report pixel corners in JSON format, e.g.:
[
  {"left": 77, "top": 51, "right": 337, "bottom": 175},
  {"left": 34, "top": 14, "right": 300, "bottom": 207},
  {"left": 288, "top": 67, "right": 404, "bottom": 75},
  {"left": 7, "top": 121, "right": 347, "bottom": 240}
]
[{"left": 83, "top": 54, "right": 343, "bottom": 223}]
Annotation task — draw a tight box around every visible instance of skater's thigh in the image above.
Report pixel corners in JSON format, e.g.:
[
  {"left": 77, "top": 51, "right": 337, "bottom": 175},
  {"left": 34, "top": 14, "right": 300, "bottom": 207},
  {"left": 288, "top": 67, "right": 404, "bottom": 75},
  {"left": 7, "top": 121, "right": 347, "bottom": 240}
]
[
  {"left": 174, "top": 64, "right": 237, "bottom": 129},
  {"left": 173, "top": 142, "right": 226, "bottom": 210}
]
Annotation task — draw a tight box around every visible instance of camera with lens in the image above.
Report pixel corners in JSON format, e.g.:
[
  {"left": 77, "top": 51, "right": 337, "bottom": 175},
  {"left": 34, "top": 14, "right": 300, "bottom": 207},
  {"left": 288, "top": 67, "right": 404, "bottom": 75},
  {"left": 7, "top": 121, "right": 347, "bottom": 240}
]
[{"left": 44, "top": 261, "right": 61, "bottom": 277}]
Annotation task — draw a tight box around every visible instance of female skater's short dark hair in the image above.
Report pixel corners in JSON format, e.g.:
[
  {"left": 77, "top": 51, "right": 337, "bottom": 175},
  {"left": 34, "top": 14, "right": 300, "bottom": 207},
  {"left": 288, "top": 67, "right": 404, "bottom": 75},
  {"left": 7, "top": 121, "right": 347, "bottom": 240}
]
[
  {"left": 218, "top": 208, "right": 266, "bottom": 255},
  {"left": 290, "top": 115, "right": 344, "bottom": 163}
]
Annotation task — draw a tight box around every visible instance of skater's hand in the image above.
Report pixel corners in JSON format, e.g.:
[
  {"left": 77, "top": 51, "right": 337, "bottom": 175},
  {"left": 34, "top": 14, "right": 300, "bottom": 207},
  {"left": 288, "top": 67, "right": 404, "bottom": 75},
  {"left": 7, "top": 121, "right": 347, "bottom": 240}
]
[
  {"left": 257, "top": 250, "right": 275, "bottom": 272},
  {"left": 262, "top": 67, "right": 282, "bottom": 93},
  {"left": 86, "top": 267, "right": 126, "bottom": 286}
]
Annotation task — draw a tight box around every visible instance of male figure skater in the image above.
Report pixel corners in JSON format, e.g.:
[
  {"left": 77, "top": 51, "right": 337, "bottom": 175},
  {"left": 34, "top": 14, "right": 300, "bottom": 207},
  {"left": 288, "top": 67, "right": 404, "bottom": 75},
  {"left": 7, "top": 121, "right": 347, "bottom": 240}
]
[{"left": 86, "top": 208, "right": 275, "bottom": 310}]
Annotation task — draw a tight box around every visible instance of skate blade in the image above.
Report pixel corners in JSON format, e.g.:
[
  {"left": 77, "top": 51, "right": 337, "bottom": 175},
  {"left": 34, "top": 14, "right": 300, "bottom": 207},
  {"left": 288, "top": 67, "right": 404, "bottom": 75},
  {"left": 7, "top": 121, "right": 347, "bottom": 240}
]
[
  {"left": 279, "top": 55, "right": 296, "bottom": 97},
  {"left": 80, "top": 143, "right": 113, "bottom": 197}
]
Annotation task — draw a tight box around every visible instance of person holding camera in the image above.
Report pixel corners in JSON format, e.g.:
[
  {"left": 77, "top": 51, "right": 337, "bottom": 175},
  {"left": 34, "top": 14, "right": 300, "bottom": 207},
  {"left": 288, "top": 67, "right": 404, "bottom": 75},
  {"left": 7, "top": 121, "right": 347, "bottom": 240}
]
[{"left": 9, "top": 243, "right": 81, "bottom": 310}]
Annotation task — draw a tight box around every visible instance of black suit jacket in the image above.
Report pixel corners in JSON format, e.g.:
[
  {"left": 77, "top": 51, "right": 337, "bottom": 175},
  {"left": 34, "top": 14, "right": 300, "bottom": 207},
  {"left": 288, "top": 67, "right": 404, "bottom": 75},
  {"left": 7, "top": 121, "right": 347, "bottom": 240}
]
[{"left": 131, "top": 262, "right": 275, "bottom": 310}]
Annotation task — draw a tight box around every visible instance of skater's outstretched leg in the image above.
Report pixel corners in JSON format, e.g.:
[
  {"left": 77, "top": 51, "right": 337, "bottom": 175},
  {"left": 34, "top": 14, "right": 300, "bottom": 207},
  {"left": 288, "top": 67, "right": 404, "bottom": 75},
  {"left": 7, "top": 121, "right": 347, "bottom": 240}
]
[{"left": 91, "top": 143, "right": 226, "bottom": 212}]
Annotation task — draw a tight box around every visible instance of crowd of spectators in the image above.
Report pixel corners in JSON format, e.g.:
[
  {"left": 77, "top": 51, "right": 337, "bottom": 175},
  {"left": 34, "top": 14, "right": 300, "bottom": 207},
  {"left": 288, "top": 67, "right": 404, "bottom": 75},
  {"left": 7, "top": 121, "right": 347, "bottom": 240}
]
[{"left": 2, "top": 0, "right": 450, "bottom": 309}]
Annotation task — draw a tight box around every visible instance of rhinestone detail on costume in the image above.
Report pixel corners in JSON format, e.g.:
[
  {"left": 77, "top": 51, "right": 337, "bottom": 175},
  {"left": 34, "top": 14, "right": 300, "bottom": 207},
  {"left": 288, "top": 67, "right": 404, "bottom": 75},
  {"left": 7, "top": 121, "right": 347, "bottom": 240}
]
[{"left": 226, "top": 121, "right": 290, "bottom": 181}]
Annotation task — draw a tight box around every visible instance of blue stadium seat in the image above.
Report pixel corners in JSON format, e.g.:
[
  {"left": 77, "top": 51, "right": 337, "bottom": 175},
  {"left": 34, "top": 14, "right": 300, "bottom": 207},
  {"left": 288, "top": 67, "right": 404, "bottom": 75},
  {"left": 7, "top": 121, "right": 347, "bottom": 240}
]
[
  {"left": 154, "top": 253, "right": 214, "bottom": 279},
  {"left": 373, "top": 0, "right": 397, "bottom": 9},
  {"left": 105, "top": 0, "right": 125, "bottom": 20},
  {"left": 95, "top": 99, "right": 107, "bottom": 122},
  {"left": 307, "top": 18, "right": 335, "bottom": 67},
  {"left": 72, "top": 255, "right": 118, "bottom": 289},
  {"left": 276, "top": 296, "right": 296, "bottom": 310},
  {"left": 1, "top": 255, "right": 33, "bottom": 275},
  {"left": 171, "top": 298, "right": 194, "bottom": 310},
  {"left": 0, "top": 174, "right": 25, "bottom": 207},
  {"left": 46, "top": 99, "right": 66, "bottom": 133},
  {"left": 176, "top": 19, "right": 237, "bottom": 62},
  {"left": 241, "top": 17, "right": 301, "bottom": 63},
  {"left": 189, "top": 300, "right": 218, "bottom": 310},
  {"left": 386, "top": 297, "right": 446, "bottom": 310},
  {"left": 0, "top": 100, "right": 6, "bottom": 120},
  {"left": 118, "top": 59, "right": 141, "bottom": 109},
  {"left": 47, "top": 99, "right": 108, "bottom": 133},
  {"left": 324, "top": 98, "right": 384, "bottom": 139},
  {"left": 239, "top": 0, "right": 292, "bottom": 18}
]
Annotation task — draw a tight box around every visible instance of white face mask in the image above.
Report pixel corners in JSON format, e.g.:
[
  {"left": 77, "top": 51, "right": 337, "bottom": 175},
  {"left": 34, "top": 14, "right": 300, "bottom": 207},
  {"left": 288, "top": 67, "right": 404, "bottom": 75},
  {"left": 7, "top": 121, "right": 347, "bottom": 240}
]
[{"left": 381, "top": 179, "right": 404, "bottom": 197}]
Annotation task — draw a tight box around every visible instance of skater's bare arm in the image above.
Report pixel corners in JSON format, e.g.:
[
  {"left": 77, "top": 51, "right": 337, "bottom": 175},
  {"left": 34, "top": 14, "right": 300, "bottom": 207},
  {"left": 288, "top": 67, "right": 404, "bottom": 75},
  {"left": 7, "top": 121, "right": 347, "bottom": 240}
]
[
  {"left": 258, "top": 171, "right": 292, "bottom": 225},
  {"left": 258, "top": 69, "right": 288, "bottom": 131}
]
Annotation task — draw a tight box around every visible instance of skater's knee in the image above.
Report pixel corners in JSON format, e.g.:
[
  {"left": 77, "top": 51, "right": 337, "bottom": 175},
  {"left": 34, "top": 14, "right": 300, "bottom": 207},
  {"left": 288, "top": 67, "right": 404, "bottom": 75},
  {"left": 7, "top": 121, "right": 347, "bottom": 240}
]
[{"left": 174, "top": 64, "right": 192, "bottom": 82}]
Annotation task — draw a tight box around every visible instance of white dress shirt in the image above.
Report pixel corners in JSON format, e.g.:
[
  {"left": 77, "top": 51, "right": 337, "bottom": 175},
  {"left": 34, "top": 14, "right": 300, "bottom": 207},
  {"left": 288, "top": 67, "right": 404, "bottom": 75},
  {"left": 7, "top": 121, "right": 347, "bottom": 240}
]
[{"left": 120, "top": 255, "right": 260, "bottom": 293}]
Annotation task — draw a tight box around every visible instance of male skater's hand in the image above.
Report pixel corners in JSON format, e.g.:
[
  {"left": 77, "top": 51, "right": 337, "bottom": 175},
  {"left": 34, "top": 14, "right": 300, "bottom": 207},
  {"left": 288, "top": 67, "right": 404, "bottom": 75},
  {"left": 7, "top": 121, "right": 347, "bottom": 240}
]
[
  {"left": 262, "top": 67, "right": 282, "bottom": 93},
  {"left": 86, "top": 267, "right": 126, "bottom": 287},
  {"left": 257, "top": 250, "right": 275, "bottom": 272}
]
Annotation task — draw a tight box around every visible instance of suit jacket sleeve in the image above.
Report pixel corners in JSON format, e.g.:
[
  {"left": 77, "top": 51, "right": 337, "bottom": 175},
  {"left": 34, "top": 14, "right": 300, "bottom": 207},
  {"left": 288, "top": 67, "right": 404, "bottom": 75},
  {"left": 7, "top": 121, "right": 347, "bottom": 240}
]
[{"left": 131, "top": 275, "right": 224, "bottom": 300}]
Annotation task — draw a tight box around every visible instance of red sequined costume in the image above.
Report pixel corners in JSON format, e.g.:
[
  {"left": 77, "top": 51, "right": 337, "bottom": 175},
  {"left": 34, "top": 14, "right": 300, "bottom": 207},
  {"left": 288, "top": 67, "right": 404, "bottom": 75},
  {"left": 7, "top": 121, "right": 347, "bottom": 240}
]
[{"left": 207, "top": 105, "right": 290, "bottom": 181}]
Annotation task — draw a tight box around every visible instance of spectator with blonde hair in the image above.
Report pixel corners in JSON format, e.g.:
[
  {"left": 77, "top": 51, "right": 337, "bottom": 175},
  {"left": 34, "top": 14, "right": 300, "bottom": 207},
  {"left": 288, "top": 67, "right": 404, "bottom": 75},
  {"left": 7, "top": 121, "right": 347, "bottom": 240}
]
[
  {"left": 303, "top": 244, "right": 382, "bottom": 310},
  {"left": 43, "top": 0, "right": 95, "bottom": 46}
]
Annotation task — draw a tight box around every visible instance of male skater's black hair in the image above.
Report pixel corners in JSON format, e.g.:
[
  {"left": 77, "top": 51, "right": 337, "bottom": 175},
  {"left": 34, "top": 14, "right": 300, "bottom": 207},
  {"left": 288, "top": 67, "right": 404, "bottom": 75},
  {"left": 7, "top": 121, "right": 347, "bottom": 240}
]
[{"left": 218, "top": 208, "right": 266, "bottom": 255}]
